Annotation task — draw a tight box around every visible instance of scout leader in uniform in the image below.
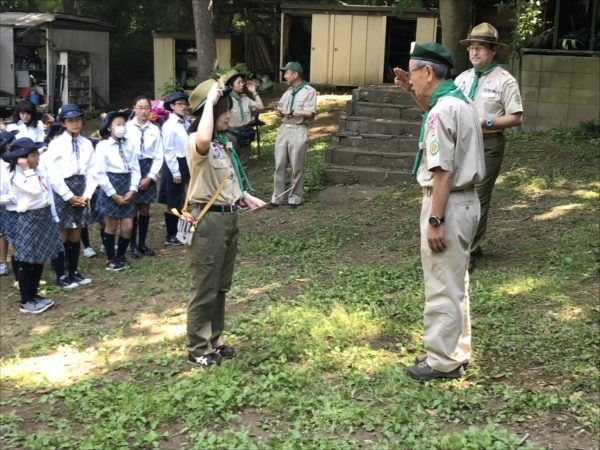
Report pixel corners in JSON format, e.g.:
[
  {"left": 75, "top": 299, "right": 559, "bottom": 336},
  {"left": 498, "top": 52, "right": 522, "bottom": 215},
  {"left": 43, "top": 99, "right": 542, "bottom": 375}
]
[
  {"left": 400, "top": 43, "right": 485, "bottom": 380},
  {"left": 267, "top": 62, "right": 317, "bottom": 210},
  {"left": 455, "top": 23, "right": 523, "bottom": 272},
  {"left": 184, "top": 79, "right": 266, "bottom": 367}
]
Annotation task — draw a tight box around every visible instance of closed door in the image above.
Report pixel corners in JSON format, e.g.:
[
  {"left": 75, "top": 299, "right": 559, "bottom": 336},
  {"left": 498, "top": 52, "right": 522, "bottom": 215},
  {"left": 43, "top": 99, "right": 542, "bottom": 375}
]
[
  {"left": 0, "top": 27, "right": 15, "bottom": 95},
  {"left": 310, "top": 15, "right": 331, "bottom": 84},
  {"left": 332, "top": 15, "right": 352, "bottom": 86}
]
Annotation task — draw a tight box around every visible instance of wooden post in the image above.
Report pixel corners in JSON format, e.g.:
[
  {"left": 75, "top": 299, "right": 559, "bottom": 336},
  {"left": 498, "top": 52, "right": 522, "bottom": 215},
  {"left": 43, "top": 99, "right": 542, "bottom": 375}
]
[
  {"left": 590, "top": 0, "right": 598, "bottom": 50},
  {"left": 552, "top": 0, "right": 560, "bottom": 50}
]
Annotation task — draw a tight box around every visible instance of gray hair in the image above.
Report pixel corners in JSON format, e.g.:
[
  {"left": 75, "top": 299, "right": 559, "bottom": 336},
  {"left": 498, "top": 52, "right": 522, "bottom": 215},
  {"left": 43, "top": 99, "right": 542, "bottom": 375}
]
[{"left": 413, "top": 59, "right": 452, "bottom": 80}]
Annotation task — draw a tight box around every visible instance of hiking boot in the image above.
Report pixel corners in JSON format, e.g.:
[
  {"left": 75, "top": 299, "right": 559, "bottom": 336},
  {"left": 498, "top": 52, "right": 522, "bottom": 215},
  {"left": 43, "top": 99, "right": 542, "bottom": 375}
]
[
  {"left": 57, "top": 275, "right": 79, "bottom": 289},
  {"left": 406, "top": 360, "right": 466, "bottom": 381},
  {"left": 70, "top": 271, "right": 92, "bottom": 286},
  {"left": 414, "top": 354, "right": 469, "bottom": 370},
  {"left": 20, "top": 299, "right": 54, "bottom": 314},
  {"left": 214, "top": 345, "right": 236, "bottom": 359},
  {"left": 106, "top": 259, "right": 126, "bottom": 272},
  {"left": 187, "top": 351, "right": 222, "bottom": 367},
  {"left": 266, "top": 202, "right": 279, "bottom": 210}
]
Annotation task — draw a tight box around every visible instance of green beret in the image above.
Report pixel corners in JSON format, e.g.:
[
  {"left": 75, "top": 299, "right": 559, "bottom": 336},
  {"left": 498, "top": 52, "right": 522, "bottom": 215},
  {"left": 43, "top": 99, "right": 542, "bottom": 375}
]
[{"left": 410, "top": 42, "right": 455, "bottom": 69}]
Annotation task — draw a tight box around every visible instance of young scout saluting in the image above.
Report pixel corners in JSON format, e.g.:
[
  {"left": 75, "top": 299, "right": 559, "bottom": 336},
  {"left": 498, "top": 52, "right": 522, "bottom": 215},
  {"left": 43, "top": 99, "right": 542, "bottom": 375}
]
[
  {"left": 267, "top": 62, "right": 317, "bottom": 210},
  {"left": 400, "top": 42, "right": 485, "bottom": 380}
]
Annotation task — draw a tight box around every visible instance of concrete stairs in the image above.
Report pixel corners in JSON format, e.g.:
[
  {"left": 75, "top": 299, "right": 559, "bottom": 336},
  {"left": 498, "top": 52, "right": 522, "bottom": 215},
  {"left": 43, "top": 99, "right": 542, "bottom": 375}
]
[{"left": 323, "top": 85, "right": 421, "bottom": 184}]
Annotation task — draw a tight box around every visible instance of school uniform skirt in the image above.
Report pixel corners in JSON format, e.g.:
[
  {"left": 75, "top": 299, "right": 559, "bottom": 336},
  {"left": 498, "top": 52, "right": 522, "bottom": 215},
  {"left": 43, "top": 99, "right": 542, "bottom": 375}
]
[
  {"left": 90, "top": 191, "right": 103, "bottom": 223},
  {"left": 54, "top": 175, "right": 93, "bottom": 229},
  {"left": 96, "top": 172, "right": 135, "bottom": 218},
  {"left": 14, "top": 206, "right": 63, "bottom": 263},
  {"left": 3, "top": 209, "right": 20, "bottom": 244},
  {"left": 0, "top": 205, "right": 6, "bottom": 236},
  {"left": 134, "top": 158, "right": 157, "bottom": 204},
  {"left": 158, "top": 157, "right": 190, "bottom": 207}
]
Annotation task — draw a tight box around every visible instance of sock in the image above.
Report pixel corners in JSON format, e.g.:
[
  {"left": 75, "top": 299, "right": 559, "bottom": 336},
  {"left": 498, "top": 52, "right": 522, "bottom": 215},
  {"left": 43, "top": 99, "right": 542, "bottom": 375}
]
[
  {"left": 167, "top": 213, "right": 178, "bottom": 237},
  {"left": 18, "top": 262, "right": 34, "bottom": 304},
  {"left": 131, "top": 216, "right": 138, "bottom": 249},
  {"left": 11, "top": 258, "right": 20, "bottom": 282},
  {"left": 31, "top": 264, "right": 44, "bottom": 299},
  {"left": 117, "top": 236, "right": 130, "bottom": 259},
  {"left": 81, "top": 227, "right": 90, "bottom": 248},
  {"left": 100, "top": 227, "right": 105, "bottom": 243},
  {"left": 164, "top": 212, "right": 171, "bottom": 238},
  {"left": 103, "top": 233, "right": 116, "bottom": 260},
  {"left": 138, "top": 215, "right": 150, "bottom": 248},
  {"left": 67, "top": 240, "right": 80, "bottom": 276},
  {"left": 52, "top": 251, "right": 66, "bottom": 280}
]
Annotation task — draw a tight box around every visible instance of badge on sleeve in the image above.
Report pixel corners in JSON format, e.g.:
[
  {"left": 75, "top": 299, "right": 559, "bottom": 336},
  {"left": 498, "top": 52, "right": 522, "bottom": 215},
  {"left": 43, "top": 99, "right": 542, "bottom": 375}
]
[
  {"left": 514, "top": 94, "right": 522, "bottom": 105},
  {"left": 429, "top": 140, "right": 440, "bottom": 156}
]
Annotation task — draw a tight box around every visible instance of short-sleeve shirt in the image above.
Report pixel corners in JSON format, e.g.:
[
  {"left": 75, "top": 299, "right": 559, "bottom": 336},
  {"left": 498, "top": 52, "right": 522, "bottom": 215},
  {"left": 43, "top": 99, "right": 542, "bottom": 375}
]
[
  {"left": 279, "top": 84, "right": 318, "bottom": 126},
  {"left": 454, "top": 66, "right": 523, "bottom": 136},
  {"left": 417, "top": 96, "right": 486, "bottom": 189},
  {"left": 185, "top": 134, "right": 242, "bottom": 206},
  {"left": 230, "top": 95, "right": 258, "bottom": 128}
]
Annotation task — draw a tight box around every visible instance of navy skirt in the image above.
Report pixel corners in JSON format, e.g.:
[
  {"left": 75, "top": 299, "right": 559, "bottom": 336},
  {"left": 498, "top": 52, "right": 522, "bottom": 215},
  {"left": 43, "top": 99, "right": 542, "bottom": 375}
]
[
  {"left": 96, "top": 172, "right": 135, "bottom": 218},
  {"left": 3, "top": 209, "right": 20, "bottom": 244},
  {"left": 14, "top": 206, "right": 63, "bottom": 263},
  {"left": 158, "top": 157, "right": 190, "bottom": 207},
  {"left": 54, "top": 175, "right": 93, "bottom": 229},
  {"left": 90, "top": 191, "right": 104, "bottom": 223},
  {"left": 0, "top": 205, "right": 6, "bottom": 236},
  {"left": 134, "top": 158, "right": 157, "bottom": 204}
]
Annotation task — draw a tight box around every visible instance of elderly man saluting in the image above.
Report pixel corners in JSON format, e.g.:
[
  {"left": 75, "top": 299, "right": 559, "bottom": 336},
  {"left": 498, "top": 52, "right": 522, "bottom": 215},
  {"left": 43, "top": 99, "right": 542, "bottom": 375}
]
[{"left": 395, "top": 43, "right": 485, "bottom": 380}]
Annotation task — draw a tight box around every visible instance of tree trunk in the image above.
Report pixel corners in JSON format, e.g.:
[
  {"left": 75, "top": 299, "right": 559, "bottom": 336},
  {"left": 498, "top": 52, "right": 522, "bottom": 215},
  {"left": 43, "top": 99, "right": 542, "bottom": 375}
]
[
  {"left": 62, "top": 0, "right": 77, "bottom": 15},
  {"left": 439, "top": 0, "right": 473, "bottom": 76},
  {"left": 192, "top": 0, "right": 218, "bottom": 82},
  {"left": 28, "top": 0, "right": 38, "bottom": 12}
]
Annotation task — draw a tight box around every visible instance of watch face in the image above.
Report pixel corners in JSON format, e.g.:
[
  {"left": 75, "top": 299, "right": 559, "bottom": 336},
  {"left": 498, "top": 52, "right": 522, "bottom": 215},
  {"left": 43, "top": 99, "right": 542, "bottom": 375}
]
[{"left": 428, "top": 216, "right": 438, "bottom": 226}]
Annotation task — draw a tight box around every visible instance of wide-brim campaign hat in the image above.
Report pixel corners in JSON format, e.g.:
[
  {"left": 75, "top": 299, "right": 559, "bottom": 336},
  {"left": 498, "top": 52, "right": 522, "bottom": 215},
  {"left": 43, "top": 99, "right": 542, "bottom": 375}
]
[
  {"left": 224, "top": 70, "right": 244, "bottom": 87},
  {"left": 0, "top": 130, "right": 19, "bottom": 150},
  {"left": 163, "top": 91, "right": 189, "bottom": 112},
  {"left": 58, "top": 104, "right": 85, "bottom": 121},
  {"left": 189, "top": 80, "right": 232, "bottom": 117},
  {"left": 459, "top": 22, "right": 508, "bottom": 47},
  {"left": 99, "top": 111, "right": 129, "bottom": 139},
  {"left": 1, "top": 137, "right": 45, "bottom": 162}
]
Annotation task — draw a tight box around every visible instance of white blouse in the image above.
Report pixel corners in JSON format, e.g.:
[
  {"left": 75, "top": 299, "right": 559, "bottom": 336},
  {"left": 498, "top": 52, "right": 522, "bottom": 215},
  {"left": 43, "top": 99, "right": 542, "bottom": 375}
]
[
  {"left": 126, "top": 119, "right": 164, "bottom": 181},
  {"left": 7, "top": 120, "right": 45, "bottom": 143},
  {"left": 161, "top": 114, "right": 189, "bottom": 178},
  {"left": 95, "top": 137, "right": 141, "bottom": 196},
  {"left": 10, "top": 165, "right": 58, "bottom": 220}
]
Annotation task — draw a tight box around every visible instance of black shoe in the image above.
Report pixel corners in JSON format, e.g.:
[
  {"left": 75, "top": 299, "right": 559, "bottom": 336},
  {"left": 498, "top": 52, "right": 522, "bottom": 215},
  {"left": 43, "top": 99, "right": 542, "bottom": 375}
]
[
  {"left": 406, "top": 360, "right": 466, "bottom": 381},
  {"left": 56, "top": 275, "right": 79, "bottom": 289},
  {"left": 414, "top": 354, "right": 469, "bottom": 371},
  {"left": 266, "top": 202, "right": 279, "bottom": 210},
  {"left": 139, "top": 246, "right": 155, "bottom": 256},
  {"left": 117, "top": 256, "right": 130, "bottom": 267},
  {"left": 168, "top": 236, "right": 184, "bottom": 247},
  {"left": 106, "top": 259, "right": 126, "bottom": 272},
  {"left": 187, "top": 351, "right": 222, "bottom": 367},
  {"left": 164, "top": 235, "right": 173, "bottom": 246},
  {"left": 130, "top": 246, "right": 141, "bottom": 259},
  {"left": 288, "top": 203, "right": 299, "bottom": 209},
  {"left": 214, "top": 345, "right": 236, "bottom": 359},
  {"left": 70, "top": 271, "right": 92, "bottom": 286}
]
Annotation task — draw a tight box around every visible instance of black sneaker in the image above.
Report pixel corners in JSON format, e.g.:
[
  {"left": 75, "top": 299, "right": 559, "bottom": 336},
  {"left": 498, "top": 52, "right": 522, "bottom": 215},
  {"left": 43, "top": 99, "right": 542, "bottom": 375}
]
[
  {"left": 117, "top": 256, "right": 130, "bottom": 267},
  {"left": 414, "top": 354, "right": 469, "bottom": 370},
  {"left": 406, "top": 360, "right": 466, "bottom": 381},
  {"left": 214, "top": 345, "right": 236, "bottom": 359},
  {"left": 168, "top": 236, "right": 184, "bottom": 247},
  {"left": 70, "top": 271, "right": 92, "bottom": 286},
  {"left": 266, "top": 202, "right": 279, "bottom": 210},
  {"left": 288, "top": 203, "right": 299, "bottom": 209},
  {"left": 130, "top": 246, "right": 141, "bottom": 259},
  {"left": 57, "top": 275, "right": 79, "bottom": 289},
  {"left": 106, "top": 259, "right": 126, "bottom": 272},
  {"left": 187, "top": 351, "right": 222, "bottom": 367}
]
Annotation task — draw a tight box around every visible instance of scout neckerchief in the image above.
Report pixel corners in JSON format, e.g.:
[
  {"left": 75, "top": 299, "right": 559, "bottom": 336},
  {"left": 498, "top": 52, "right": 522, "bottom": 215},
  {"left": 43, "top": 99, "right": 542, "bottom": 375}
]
[
  {"left": 229, "top": 92, "right": 245, "bottom": 121},
  {"left": 116, "top": 139, "right": 130, "bottom": 172},
  {"left": 288, "top": 81, "right": 307, "bottom": 111},
  {"left": 135, "top": 123, "right": 147, "bottom": 158},
  {"left": 467, "top": 60, "right": 498, "bottom": 100},
  {"left": 411, "top": 79, "right": 468, "bottom": 178},
  {"left": 213, "top": 133, "right": 254, "bottom": 195}
]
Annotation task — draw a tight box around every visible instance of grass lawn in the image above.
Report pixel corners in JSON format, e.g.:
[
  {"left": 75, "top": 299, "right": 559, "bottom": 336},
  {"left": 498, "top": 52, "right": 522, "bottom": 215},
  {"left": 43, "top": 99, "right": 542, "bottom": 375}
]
[{"left": 0, "top": 96, "right": 598, "bottom": 449}]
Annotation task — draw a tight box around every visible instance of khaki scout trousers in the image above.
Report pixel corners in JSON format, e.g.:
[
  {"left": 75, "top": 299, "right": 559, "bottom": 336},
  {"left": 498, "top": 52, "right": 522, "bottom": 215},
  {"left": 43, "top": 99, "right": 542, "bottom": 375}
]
[
  {"left": 226, "top": 131, "right": 252, "bottom": 169},
  {"left": 271, "top": 125, "right": 309, "bottom": 205},
  {"left": 471, "top": 135, "right": 505, "bottom": 261},
  {"left": 420, "top": 188, "right": 480, "bottom": 372},
  {"left": 186, "top": 208, "right": 239, "bottom": 357}
]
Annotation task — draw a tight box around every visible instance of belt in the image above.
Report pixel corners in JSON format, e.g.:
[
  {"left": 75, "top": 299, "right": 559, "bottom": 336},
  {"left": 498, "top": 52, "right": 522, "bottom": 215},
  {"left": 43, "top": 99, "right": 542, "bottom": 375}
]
[
  {"left": 197, "top": 203, "right": 239, "bottom": 213},
  {"left": 283, "top": 123, "right": 307, "bottom": 129},
  {"left": 422, "top": 185, "right": 475, "bottom": 197},
  {"left": 483, "top": 132, "right": 503, "bottom": 139}
]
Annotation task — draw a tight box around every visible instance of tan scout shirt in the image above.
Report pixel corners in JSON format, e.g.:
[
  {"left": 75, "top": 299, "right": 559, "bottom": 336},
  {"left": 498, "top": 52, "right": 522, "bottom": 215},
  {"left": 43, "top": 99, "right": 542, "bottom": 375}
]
[
  {"left": 454, "top": 66, "right": 523, "bottom": 136},
  {"left": 185, "top": 134, "right": 242, "bottom": 205},
  {"left": 279, "top": 83, "right": 318, "bottom": 126},
  {"left": 417, "top": 96, "right": 486, "bottom": 189},
  {"left": 230, "top": 95, "right": 258, "bottom": 128}
]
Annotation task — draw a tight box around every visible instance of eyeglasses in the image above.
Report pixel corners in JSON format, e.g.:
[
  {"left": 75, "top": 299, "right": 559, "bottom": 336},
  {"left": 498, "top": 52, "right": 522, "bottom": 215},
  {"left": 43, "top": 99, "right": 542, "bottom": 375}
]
[
  {"left": 407, "top": 66, "right": 426, "bottom": 79},
  {"left": 468, "top": 45, "right": 488, "bottom": 52}
]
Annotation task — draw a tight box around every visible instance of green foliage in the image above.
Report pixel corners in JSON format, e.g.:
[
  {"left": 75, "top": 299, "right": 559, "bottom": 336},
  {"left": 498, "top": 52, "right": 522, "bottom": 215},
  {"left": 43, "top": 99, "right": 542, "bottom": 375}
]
[
  {"left": 211, "top": 63, "right": 254, "bottom": 81},
  {"left": 497, "top": 0, "right": 546, "bottom": 51},
  {"left": 157, "top": 77, "right": 183, "bottom": 99},
  {"left": 392, "top": 0, "right": 423, "bottom": 15}
]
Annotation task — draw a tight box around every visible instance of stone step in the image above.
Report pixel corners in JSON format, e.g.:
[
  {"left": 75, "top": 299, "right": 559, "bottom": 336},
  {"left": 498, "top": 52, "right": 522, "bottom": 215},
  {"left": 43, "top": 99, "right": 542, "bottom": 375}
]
[
  {"left": 339, "top": 116, "right": 421, "bottom": 136},
  {"left": 324, "top": 147, "right": 415, "bottom": 170},
  {"left": 352, "top": 86, "right": 415, "bottom": 106},
  {"left": 348, "top": 101, "right": 423, "bottom": 121},
  {"left": 323, "top": 164, "right": 413, "bottom": 185},
  {"left": 332, "top": 133, "right": 418, "bottom": 153}
]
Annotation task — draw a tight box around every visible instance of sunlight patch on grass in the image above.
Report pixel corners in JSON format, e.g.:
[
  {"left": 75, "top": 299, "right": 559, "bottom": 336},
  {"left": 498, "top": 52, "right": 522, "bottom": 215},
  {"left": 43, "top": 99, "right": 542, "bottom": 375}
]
[
  {"left": 497, "top": 276, "right": 545, "bottom": 298},
  {"left": 550, "top": 305, "right": 586, "bottom": 322},
  {"left": 533, "top": 203, "right": 583, "bottom": 221},
  {"left": 573, "top": 189, "right": 599, "bottom": 200},
  {"left": 29, "top": 324, "right": 52, "bottom": 336}
]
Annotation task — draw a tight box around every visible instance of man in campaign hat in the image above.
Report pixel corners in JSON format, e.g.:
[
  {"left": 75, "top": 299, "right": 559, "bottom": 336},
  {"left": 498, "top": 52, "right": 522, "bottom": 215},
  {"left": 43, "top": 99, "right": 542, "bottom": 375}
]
[
  {"left": 267, "top": 62, "right": 317, "bottom": 209},
  {"left": 401, "top": 42, "right": 485, "bottom": 380}
]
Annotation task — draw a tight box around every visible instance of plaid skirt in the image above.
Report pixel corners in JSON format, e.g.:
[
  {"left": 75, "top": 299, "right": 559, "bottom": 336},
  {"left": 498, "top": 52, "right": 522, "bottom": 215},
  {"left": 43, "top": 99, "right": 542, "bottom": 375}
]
[
  {"left": 0, "top": 205, "right": 5, "bottom": 236},
  {"left": 134, "top": 158, "right": 157, "bottom": 204},
  {"left": 90, "top": 191, "right": 104, "bottom": 223},
  {"left": 3, "top": 209, "right": 20, "bottom": 244},
  {"left": 54, "top": 175, "right": 93, "bottom": 229},
  {"left": 14, "top": 206, "right": 63, "bottom": 263},
  {"left": 158, "top": 157, "right": 190, "bottom": 207},
  {"left": 96, "top": 172, "right": 135, "bottom": 218}
]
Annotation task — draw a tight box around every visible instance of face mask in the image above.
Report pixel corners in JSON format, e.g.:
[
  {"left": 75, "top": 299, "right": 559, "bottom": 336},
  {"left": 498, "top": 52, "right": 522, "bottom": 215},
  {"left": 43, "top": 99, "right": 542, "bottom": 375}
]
[{"left": 113, "top": 126, "right": 126, "bottom": 139}]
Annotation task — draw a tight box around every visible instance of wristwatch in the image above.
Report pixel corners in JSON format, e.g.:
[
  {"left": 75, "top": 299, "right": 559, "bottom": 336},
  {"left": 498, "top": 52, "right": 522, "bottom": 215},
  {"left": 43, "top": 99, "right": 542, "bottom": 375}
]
[
  {"left": 428, "top": 215, "right": 445, "bottom": 227},
  {"left": 289, "top": 110, "right": 294, "bottom": 117},
  {"left": 485, "top": 117, "right": 493, "bottom": 128}
]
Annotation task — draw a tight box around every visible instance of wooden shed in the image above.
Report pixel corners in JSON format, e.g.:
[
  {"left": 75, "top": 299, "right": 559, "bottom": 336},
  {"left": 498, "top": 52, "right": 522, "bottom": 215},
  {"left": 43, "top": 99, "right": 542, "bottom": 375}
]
[{"left": 279, "top": 4, "right": 438, "bottom": 86}]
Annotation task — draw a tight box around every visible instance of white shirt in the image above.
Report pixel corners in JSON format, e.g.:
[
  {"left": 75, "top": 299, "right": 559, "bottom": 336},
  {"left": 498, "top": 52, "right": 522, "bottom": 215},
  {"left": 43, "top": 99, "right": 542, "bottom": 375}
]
[
  {"left": 162, "top": 114, "right": 189, "bottom": 177},
  {"left": 126, "top": 119, "right": 164, "bottom": 181},
  {"left": 10, "top": 165, "right": 58, "bottom": 221},
  {"left": 0, "top": 160, "right": 17, "bottom": 210},
  {"left": 45, "top": 132, "right": 98, "bottom": 201},
  {"left": 95, "top": 137, "right": 141, "bottom": 196},
  {"left": 7, "top": 120, "right": 45, "bottom": 143}
]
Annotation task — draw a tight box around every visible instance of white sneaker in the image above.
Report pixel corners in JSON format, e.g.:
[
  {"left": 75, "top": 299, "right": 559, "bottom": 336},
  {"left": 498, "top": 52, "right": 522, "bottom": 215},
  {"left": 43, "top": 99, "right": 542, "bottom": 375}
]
[
  {"left": 100, "top": 245, "right": 106, "bottom": 253},
  {"left": 83, "top": 247, "right": 97, "bottom": 258},
  {"left": 0, "top": 263, "right": 8, "bottom": 276}
]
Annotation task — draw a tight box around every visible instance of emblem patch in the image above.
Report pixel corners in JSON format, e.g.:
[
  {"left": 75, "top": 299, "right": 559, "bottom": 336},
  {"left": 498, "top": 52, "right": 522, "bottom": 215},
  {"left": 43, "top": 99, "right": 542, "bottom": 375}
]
[
  {"left": 211, "top": 141, "right": 223, "bottom": 158},
  {"left": 514, "top": 94, "right": 522, "bottom": 104},
  {"left": 429, "top": 140, "right": 440, "bottom": 156}
]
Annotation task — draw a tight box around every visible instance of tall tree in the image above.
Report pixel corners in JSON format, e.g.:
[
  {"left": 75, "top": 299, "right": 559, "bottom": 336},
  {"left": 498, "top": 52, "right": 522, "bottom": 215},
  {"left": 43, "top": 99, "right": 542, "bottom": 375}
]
[
  {"left": 439, "top": 0, "right": 472, "bottom": 75},
  {"left": 62, "top": 0, "right": 76, "bottom": 15},
  {"left": 191, "top": 0, "right": 217, "bottom": 82}
]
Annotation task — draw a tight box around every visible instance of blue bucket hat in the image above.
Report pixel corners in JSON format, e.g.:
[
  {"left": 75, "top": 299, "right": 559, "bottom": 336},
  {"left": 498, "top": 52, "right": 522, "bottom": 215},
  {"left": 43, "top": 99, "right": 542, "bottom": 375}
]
[
  {"left": 163, "top": 91, "right": 189, "bottom": 112},
  {"left": 0, "top": 130, "right": 19, "bottom": 151},
  {"left": 58, "top": 104, "right": 85, "bottom": 121},
  {"left": 44, "top": 123, "right": 63, "bottom": 144},
  {"left": 1, "top": 138, "right": 45, "bottom": 162},
  {"left": 99, "top": 111, "right": 129, "bottom": 139}
]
